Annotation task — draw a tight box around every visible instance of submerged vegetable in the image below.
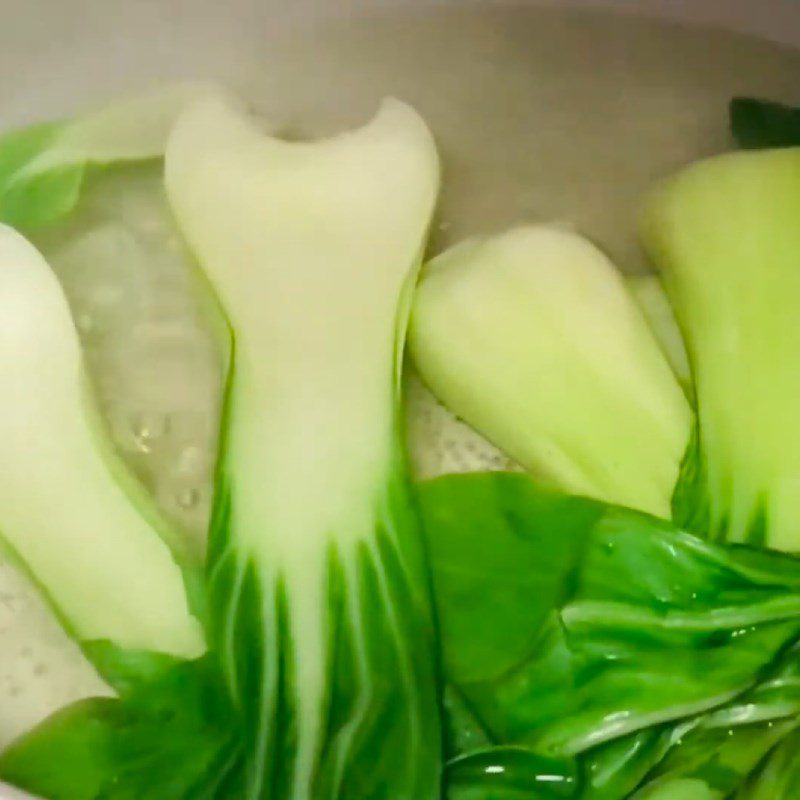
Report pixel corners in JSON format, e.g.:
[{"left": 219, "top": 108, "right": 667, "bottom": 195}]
[
  {"left": 419, "top": 471, "right": 800, "bottom": 799},
  {"left": 642, "top": 147, "right": 800, "bottom": 550},
  {"left": 410, "top": 225, "right": 692, "bottom": 516},
  {"left": 165, "top": 97, "right": 441, "bottom": 799},
  {"left": 5, "top": 75, "right": 800, "bottom": 800},
  {"left": 0, "top": 225, "right": 202, "bottom": 658}
]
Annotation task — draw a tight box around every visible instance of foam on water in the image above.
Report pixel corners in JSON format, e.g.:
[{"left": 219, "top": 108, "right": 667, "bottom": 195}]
[{"left": 1, "top": 5, "right": 800, "bottom": 749}]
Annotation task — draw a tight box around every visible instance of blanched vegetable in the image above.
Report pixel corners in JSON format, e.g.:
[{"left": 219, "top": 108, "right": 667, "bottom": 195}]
[
  {"left": 410, "top": 225, "right": 692, "bottom": 516},
  {"left": 421, "top": 472, "right": 800, "bottom": 758},
  {"left": 419, "top": 472, "right": 800, "bottom": 799},
  {"left": 4, "top": 75, "right": 800, "bottom": 800},
  {"left": 642, "top": 147, "right": 800, "bottom": 550},
  {"left": 165, "top": 97, "right": 441, "bottom": 799},
  {"left": 0, "top": 225, "right": 202, "bottom": 658}
]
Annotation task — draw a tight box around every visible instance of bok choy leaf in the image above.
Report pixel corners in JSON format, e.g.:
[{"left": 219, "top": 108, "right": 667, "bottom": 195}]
[{"left": 418, "top": 472, "right": 800, "bottom": 798}]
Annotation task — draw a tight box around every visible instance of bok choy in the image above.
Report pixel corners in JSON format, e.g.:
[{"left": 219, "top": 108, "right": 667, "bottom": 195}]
[
  {"left": 642, "top": 147, "right": 800, "bottom": 550},
  {"left": 164, "top": 96, "right": 442, "bottom": 799},
  {"left": 410, "top": 225, "right": 692, "bottom": 516},
  {"left": 0, "top": 224, "right": 202, "bottom": 658}
]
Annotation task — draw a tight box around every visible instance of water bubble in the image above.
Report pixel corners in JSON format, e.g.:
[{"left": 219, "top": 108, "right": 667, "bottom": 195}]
[
  {"left": 76, "top": 313, "right": 96, "bottom": 335},
  {"left": 176, "top": 445, "right": 206, "bottom": 477},
  {"left": 130, "top": 411, "right": 171, "bottom": 454},
  {"left": 176, "top": 487, "right": 201, "bottom": 511}
]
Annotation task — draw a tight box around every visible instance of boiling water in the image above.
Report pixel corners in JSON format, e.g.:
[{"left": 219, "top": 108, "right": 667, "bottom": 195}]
[{"left": 1, "top": 5, "right": 800, "bottom": 748}]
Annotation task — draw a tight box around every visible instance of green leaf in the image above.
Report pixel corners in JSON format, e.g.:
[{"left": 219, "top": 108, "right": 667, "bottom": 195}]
[
  {"left": 634, "top": 778, "right": 718, "bottom": 800},
  {"left": 0, "top": 83, "right": 217, "bottom": 229},
  {"left": 0, "top": 657, "right": 242, "bottom": 800},
  {"left": 1, "top": 145, "right": 81, "bottom": 229},
  {"left": 671, "top": 422, "right": 711, "bottom": 538},
  {"left": 738, "top": 728, "right": 800, "bottom": 799},
  {"left": 446, "top": 747, "right": 578, "bottom": 800},
  {"left": 596, "top": 643, "right": 800, "bottom": 798},
  {"left": 0, "top": 122, "right": 82, "bottom": 227},
  {"left": 420, "top": 472, "right": 800, "bottom": 799},
  {"left": 80, "top": 642, "right": 183, "bottom": 696},
  {"left": 579, "top": 726, "right": 687, "bottom": 800},
  {"left": 419, "top": 473, "right": 601, "bottom": 684},
  {"left": 0, "top": 699, "right": 122, "bottom": 800},
  {"left": 443, "top": 687, "right": 494, "bottom": 760},
  {"left": 730, "top": 97, "right": 800, "bottom": 150},
  {"left": 640, "top": 718, "right": 796, "bottom": 796}
]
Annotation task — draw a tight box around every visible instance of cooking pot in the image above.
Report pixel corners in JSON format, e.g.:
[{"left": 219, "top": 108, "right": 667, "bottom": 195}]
[
  {"left": 0, "top": 1, "right": 798, "bottom": 798},
  {"left": 1, "top": 0, "right": 799, "bottom": 125}
]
